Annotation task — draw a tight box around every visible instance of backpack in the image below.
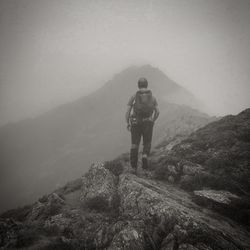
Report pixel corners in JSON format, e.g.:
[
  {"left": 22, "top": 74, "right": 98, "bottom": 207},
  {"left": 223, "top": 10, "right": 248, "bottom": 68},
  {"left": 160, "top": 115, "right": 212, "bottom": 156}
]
[{"left": 134, "top": 90, "right": 154, "bottom": 118}]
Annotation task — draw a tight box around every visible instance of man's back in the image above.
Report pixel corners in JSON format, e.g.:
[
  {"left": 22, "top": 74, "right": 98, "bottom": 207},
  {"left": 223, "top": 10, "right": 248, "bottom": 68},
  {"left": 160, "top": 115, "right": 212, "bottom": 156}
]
[
  {"left": 125, "top": 78, "right": 160, "bottom": 173},
  {"left": 127, "top": 89, "right": 158, "bottom": 119}
]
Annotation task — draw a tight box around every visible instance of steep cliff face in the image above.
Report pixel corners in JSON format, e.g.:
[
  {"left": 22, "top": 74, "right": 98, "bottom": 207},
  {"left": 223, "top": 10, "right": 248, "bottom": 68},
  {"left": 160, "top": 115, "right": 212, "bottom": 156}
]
[{"left": 1, "top": 161, "right": 249, "bottom": 250}]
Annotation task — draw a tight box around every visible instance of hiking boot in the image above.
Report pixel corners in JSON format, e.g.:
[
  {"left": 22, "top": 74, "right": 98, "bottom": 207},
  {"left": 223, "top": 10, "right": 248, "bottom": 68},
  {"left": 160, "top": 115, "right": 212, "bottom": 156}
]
[
  {"left": 142, "top": 155, "right": 148, "bottom": 169},
  {"left": 130, "top": 148, "right": 138, "bottom": 170}
]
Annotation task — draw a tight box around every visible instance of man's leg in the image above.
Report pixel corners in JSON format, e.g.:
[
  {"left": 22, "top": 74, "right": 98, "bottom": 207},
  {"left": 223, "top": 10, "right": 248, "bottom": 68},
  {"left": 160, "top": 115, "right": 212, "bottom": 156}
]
[
  {"left": 130, "top": 124, "right": 141, "bottom": 170},
  {"left": 142, "top": 121, "right": 154, "bottom": 169}
]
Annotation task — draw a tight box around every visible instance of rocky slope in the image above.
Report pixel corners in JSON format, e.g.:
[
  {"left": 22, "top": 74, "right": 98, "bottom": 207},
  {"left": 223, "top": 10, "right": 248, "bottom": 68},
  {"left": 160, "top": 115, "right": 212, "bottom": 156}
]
[
  {"left": 0, "top": 162, "right": 249, "bottom": 250},
  {"left": 0, "top": 109, "right": 250, "bottom": 250},
  {"left": 151, "top": 108, "right": 250, "bottom": 228},
  {"left": 152, "top": 108, "right": 250, "bottom": 195},
  {"left": 0, "top": 65, "right": 213, "bottom": 212}
]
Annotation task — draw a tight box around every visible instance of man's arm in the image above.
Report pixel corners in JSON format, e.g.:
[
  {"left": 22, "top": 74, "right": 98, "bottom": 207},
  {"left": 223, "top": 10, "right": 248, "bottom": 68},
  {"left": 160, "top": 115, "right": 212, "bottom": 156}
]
[
  {"left": 152, "top": 106, "right": 160, "bottom": 122},
  {"left": 125, "top": 95, "right": 135, "bottom": 130},
  {"left": 152, "top": 97, "right": 160, "bottom": 122},
  {"left": 125, "top": 105, "right": 132, "bottom": 124}
]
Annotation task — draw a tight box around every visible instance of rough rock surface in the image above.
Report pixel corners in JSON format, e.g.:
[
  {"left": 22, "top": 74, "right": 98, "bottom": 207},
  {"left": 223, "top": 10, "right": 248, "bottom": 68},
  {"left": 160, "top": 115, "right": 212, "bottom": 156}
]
[
  {"left": 182, "top": 163, "right": 204, "bottom": 176},
  {"left": 108, "top": 224, "right": 144, "bottom": 250},
  {"left": 81, "top": 163, "right": 117, "bottom": 208},
  {"left": 194, "top": 190, "right": 240, "bottom": 205},
  {"left": 168, "top": 108, "right": 250, "bottom": 196},
  {"left": 1, "top": 108, "right": 250, "bottom": 249},
  {"left": 27, "top": 192, "right": 65, "bottom": 222},
  {"left": 118, "top": 173, "right": 250, "bottom": 250},
  {"left": 0, "top": 161, "right": 250, "bottom": 249},
  {"left": 151, "top": 109, "right": 250, "bottom": 227}
]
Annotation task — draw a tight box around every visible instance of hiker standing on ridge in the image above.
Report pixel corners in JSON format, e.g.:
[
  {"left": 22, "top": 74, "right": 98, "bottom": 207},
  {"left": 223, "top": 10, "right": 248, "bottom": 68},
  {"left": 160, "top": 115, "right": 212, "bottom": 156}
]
[{"left": 126, "top": 78, "right": 160, "bottom": 173}]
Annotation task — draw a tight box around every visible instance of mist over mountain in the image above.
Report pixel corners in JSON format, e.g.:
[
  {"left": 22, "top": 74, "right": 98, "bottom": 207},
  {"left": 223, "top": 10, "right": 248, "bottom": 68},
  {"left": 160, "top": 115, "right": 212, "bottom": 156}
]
[{"left": 0, "top": 65, "right": 213, "bottom": 212}]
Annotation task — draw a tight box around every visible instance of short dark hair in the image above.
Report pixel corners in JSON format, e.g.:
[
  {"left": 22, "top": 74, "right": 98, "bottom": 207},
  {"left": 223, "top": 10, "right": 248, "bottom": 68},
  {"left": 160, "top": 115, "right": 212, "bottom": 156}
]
[{"left": 138, "top": 78, "right": 148, "bottom": 89}]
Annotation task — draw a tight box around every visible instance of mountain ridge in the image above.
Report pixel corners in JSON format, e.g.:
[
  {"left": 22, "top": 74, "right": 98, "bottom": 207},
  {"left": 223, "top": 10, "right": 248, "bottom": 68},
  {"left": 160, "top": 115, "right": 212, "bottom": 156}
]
[
  {"left": 0, "top": 64, "right": 201, "bottom": 130},
  {"left": 0, "top": 108, "right": 249, "bottom": 250},
  {"left": 0, "top": 65, "right": 212, "bottom": 212}
]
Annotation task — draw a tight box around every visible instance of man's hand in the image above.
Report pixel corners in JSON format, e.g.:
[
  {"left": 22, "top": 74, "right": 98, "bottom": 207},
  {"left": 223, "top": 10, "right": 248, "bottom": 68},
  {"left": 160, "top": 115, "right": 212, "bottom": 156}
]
[
  {"left": 149, "top": 117, "right": 154, "bottom": 123},
  {"left": 153, "top": 106, "right": 160, "bottom": 122},
  {"left": 127, "top": 123, "right": 131, "bottom": 131}
]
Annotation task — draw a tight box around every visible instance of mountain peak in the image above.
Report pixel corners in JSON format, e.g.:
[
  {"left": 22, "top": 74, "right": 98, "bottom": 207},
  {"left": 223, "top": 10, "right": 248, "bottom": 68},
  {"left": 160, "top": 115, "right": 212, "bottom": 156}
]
[
  {"left": 114, "top": 64, "right": 169, "bottom": 82},
  {"left": 122, "top": 64, "right": 163, "bottom": 73},
  {"left": 0, "top": 64, "right": 208, "bottom": 213},
  {"left": 101, "top": 64, "right": 200, "bottom": 108}
]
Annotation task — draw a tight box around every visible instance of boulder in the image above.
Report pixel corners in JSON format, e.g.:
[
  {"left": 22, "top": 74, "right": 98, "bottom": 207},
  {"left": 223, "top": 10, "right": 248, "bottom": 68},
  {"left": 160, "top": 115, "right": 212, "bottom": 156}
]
[
  {"left": 27, "top": 193, "right": 65, "bottom": 222},
  {"left": 118, "top": 173, "right": 248, "bottom": 249},
  {"left": 193, "top": 190, "right": 240, "bottom": 206},
  {"left": 193, "top": 189, "right": 245, "bottom": 222},
  {"left": 81, "top": 163, "right": 117, "bottom": 208},
  {"left": 1, "top": 162, "right": 250, "bottom": 250}
]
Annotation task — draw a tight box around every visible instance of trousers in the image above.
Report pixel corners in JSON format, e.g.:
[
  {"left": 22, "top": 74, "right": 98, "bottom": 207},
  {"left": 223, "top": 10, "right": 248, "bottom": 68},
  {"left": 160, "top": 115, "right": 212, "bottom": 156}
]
[{"left": 130, "top": 120, "right": 154, "bottom": 169}]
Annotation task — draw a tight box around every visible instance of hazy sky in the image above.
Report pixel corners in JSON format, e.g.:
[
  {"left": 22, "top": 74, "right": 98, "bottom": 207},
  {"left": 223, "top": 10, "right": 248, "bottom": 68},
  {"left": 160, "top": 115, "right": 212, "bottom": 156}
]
[{"left": 1, "top": 0, "right": 250, "bottom": 126}]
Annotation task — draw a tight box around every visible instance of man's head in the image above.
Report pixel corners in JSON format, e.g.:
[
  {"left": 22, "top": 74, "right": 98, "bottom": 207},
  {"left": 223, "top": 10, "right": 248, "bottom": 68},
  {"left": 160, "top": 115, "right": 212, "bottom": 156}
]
[{"left": 138, "top": 78, "right": 148, "bottom": 89}]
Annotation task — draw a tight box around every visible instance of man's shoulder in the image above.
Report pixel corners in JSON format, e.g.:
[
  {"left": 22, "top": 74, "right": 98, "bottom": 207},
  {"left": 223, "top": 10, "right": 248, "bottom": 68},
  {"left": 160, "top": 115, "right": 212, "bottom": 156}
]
[{"left": 151, "top": 94, "right": 158, "bottom": 106}]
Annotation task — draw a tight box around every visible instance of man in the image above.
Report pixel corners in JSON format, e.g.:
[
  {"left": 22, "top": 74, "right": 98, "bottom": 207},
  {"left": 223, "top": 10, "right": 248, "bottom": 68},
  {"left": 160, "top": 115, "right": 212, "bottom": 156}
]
[{"left": 125, "top": 77, "right": 160, "bottom": 173}]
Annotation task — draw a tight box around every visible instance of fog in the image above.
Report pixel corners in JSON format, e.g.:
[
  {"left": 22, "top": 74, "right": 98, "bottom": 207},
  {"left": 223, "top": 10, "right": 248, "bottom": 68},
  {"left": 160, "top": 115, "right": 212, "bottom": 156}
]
[{"left": 1, "top": 0, "right": 250, "bottom": 126}]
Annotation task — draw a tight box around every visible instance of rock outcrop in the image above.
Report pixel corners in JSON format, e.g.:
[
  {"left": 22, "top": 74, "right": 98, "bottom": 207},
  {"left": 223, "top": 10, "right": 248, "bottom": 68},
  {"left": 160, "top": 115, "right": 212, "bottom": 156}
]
[
  {"left": 1, "top": 161, "right": 250, "bottom": 249},
  {"left": 81, "top": 163, "right": 117, "bottom": 209},
  {"left": 193, "top": 190, "right": 240, "bottom": 206},
  {"left": 1, "top": 109, "right": 250, "bottom": 249},
  {"left": 151, "top": 109, "right": 250, "bottom": 228},
  {"left": 117, "top": 173, "right": 250, "bottom": 249}
]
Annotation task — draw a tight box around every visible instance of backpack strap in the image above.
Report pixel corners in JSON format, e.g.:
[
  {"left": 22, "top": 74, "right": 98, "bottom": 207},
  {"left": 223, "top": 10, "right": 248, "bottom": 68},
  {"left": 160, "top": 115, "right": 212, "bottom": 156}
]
[{"left": 132, "top": 94, "right": 136, "bottom": 106}]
